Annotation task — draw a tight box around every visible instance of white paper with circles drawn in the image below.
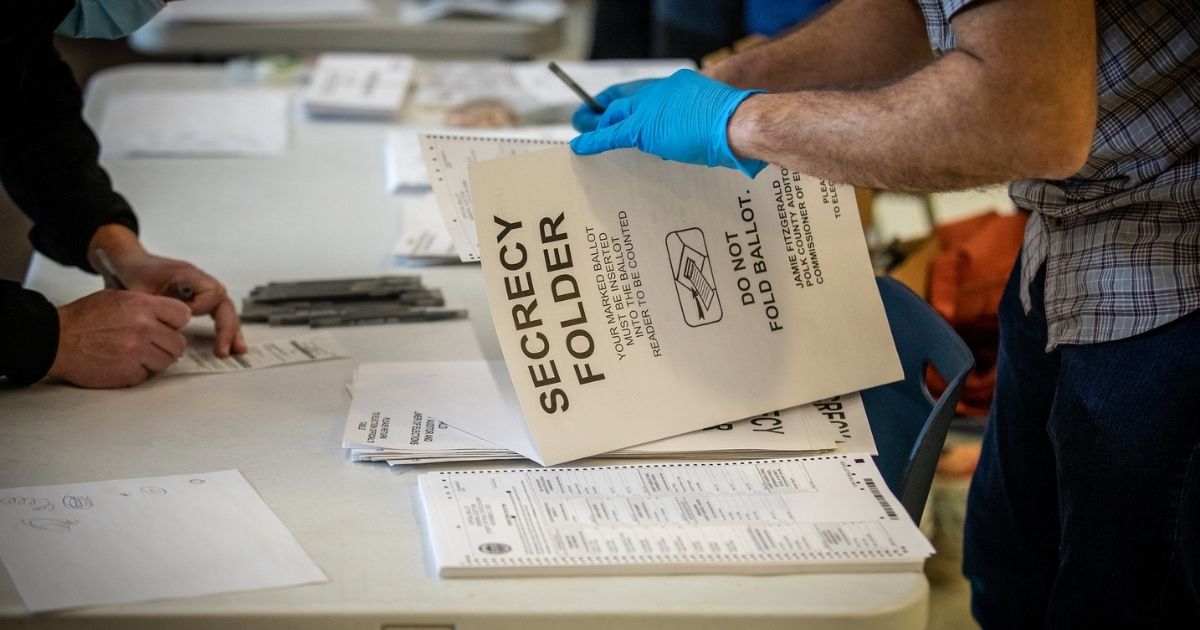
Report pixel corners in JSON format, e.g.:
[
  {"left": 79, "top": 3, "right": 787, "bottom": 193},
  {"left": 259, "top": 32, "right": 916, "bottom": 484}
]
[{"left": 0, "top": 470, "right": 325, "bottom": 613}]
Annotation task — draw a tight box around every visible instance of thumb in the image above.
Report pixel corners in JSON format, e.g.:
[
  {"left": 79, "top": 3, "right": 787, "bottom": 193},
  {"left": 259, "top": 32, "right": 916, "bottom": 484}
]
[{"left": 570, "top": 121, "right": 634, "bottom": 156}]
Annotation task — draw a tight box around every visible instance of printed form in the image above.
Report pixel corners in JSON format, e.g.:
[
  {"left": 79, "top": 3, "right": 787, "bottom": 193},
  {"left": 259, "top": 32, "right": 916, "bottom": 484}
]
[
  {"left": 166, "top": 332, "right": 348, "bottom": 375},
  {"left": 418, "top": 454, "right": 934, "bottom": 576}
]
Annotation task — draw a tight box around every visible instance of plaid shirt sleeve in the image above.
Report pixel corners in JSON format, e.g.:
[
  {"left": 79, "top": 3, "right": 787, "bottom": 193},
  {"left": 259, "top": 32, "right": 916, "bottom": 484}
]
[{"left": 915, "top": 0, "right": 1200, "bottom": 349}]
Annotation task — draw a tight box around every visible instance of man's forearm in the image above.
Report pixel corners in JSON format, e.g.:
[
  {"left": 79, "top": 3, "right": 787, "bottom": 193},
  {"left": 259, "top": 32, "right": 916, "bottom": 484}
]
[
  {"left": 706, "top": 0, "right": 933, "bottom": 92},
  {"left": 727, "top": 0, "right": 1097, "bottom": 192}
]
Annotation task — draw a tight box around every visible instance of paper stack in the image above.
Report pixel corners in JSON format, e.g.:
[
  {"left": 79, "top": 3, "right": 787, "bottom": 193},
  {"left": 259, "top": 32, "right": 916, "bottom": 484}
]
[
  {"left": 342, "top": 361, "right": 877, "bottom": 465},
  {"left": 302, "top": 54, "right": 415, "bottom": 119}
]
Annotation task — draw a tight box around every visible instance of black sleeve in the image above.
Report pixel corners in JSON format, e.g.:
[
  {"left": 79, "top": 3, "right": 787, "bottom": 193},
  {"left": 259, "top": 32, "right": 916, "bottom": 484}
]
[
  {"left": 0, "top": 3, "right": 139, "bottom": 274},
  {"left": 0, "top": 281, "right": 59, "bottom": 386}
]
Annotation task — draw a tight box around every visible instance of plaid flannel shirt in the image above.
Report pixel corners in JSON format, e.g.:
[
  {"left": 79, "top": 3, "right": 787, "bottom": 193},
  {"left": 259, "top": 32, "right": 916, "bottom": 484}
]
[{"left": 917, "top": 0, "right": 1200, "bottom": 349}]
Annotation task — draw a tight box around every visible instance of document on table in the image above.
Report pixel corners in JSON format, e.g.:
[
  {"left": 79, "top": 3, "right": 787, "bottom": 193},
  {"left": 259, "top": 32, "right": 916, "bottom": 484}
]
[
  {"left": 387, "top": 126, "right": 575, "bottom": 193},
  {"left": 412, "top": 61, "right": 528, "bottom": 108},
  {"left": 165, "top": 332, "right": 348, "bottom": 375},
  {"left": 392, "top": 192, "right": 459, "bottom": 263},
  {"left": 462, "top": 146, "right": 902, "bottom": 465},
  {"left": 510, "top": 59, "right": 694, "bottom": 106},
  {"left": 419, "top": 133, "right": 568, "bottom": 261},
  {"left": 303, "top": 54, "right": 415, "bottom": 119},
  {"left": 341, "top": 361, "right": 868, "bottom": 464},
  {"left": 98, "top": 89, "right": 290, "bottom": 158},
  {"left": 0, "top": 470, "right": 326, "bottom": 613},
  {"left": 417, "top": 454, "right": 934, "bottom": 576}
]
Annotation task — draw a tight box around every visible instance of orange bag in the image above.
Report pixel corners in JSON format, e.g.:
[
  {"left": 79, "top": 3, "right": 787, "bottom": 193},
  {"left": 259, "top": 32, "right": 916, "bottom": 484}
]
[{"left": 926, "top": 211, "right": 1028, "bottom": 416}]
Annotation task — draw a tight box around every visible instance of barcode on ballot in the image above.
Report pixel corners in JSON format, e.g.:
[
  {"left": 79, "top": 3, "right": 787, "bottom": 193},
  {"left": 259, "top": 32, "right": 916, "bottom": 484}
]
[{"left": 864, "top": 477, "right": 898, "bottom": 519}]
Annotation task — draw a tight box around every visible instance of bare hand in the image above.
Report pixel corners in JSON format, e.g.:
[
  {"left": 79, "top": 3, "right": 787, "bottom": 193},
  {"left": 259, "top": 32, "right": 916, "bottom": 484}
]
[
  {"left": 89, "top": 225, "right": 247, "bottom": 357},
  {"left": 47, "top": 290, "right": 192, "bottom": 388}
]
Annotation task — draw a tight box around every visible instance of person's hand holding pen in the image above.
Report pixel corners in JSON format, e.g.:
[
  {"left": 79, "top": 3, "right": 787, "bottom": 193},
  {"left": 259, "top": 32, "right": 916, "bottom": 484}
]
[{"left": 46, "top": 224, "right": 246, "bottom": 388}]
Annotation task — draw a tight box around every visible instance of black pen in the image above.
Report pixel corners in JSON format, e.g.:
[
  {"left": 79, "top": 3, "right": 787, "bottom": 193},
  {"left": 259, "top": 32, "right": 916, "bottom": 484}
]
[
  {"left": 548, "top": 61, "right": 603, "bottom": 113},
  {"left": 92, "top": 248, "right": 128, "bottom": 290},
  {"left": 93, "top": 247, "right": 194, "bottom": 302}
]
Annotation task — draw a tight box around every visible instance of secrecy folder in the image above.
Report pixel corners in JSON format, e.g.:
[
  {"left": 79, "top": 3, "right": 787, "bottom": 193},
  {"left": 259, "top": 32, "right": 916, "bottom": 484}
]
[{"left": 439, "top": 145, "right": 902, "bottom": 466}]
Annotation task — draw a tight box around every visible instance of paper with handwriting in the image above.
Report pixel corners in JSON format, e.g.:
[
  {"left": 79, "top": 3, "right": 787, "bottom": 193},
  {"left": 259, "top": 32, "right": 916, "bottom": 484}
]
[{"left": 0, "top": 470, "right": 325, "bottom": 613}]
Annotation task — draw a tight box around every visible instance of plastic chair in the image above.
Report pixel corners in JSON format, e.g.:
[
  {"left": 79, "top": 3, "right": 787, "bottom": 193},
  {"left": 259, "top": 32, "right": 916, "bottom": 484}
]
[{"left": 861, "top": 276, "right": 974, "bottom": 524}]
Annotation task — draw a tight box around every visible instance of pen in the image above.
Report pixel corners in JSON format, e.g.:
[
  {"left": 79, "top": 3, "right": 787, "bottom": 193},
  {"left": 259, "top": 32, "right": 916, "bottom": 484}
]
[
  {"left": 547, "top": 61, "right": 603, "bottom": 113},
  {"left": 170, "top": 282, "right": 195, "bottom": 302},
  {"left": 92, "top": 248, "right": 128, "bottom": 290},
  {"left": 92, "top": 247, "right": 194, "bottom": 302}
]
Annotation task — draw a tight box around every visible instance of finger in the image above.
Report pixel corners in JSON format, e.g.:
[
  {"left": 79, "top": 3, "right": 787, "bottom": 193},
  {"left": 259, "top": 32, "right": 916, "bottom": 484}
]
[
  {"left": 596, "top": 98, "right": 633, "bottom": 129},
  {"left": 149, "top": 325, "right": 188, "bottom": 360},
  {"left": 570, "top": 121, "right": 634, "bottom": 156},
  {"left": 138, "top": 337, "right": 178, "bottom": 374},
  {"left": 211, "top": 297, "right": 241, "bottom": 358},
  {"left": 572, "top": 103, "right": 603, "bottom": 132},
  {"left": 179, "top": 277, "right": 227, "bottom": 316},
  {"left": 145, "top": 294, "right": 192, "bottom": 330},
  {"left": 592, "top": 82, "right": 631, "bottom": 108},
  {"left": 232, "top": 329, "right": 248, "bottom": 355},
  {"left": 117, "top": 365, "right": 154, "bottom": 388}
]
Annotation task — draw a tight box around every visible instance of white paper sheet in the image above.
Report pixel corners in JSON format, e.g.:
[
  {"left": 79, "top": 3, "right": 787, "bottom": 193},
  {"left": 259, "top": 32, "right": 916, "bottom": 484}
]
[
  {"left": 341, "top": 361, "right": 872, "bottom": 464},
  {"left": 99, "top": 89, "right": 290, "bottom": 158},
  {"left": 0, "top": 470, "right": 326, "bottom": 613},
  {"left": 511, "top": 59, "right": 694, "bottom": 106},
  {"left": 165, "top": 332, "right": 348, "bottom": 375},
  {"left": 351, "top": 360, "right": 542, "bottom": 460},
  {"left": 419, "top": 133, "right": 568, "bottom": 261},
  {"left": 303, "top": 54, "right": 415, "bottom": 119},
  {"left": 417, "top": 454, "right": 934, "bottom": 576},
  {"left": 392, "top": 192, "right": 460, "bottom": 263},
  {"left": 386, "top": 126, "right": 576, "bottom": 193}
]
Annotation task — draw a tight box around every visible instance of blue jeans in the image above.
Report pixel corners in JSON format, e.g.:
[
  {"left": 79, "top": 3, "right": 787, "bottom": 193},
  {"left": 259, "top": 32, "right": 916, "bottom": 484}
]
[{"left": 964, "top": 255, "right": 1200, "bottom": 629}]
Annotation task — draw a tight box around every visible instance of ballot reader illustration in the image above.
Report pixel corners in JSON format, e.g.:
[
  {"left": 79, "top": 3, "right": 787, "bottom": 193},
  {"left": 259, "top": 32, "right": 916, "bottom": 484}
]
[{"left": 666, "top": 228, "right": 723, "bottom": 327}]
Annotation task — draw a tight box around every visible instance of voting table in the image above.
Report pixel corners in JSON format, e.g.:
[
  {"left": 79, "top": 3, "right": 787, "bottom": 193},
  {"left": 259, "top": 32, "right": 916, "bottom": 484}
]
[{"left": 0, "top": 65, "right": 928, "bottom": 629}]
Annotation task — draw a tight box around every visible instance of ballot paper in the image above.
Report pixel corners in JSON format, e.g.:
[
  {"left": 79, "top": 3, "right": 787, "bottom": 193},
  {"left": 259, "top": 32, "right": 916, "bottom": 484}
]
[
  {"left": 419, "top": 133, "right": 568, "bottom": 261},
  {"left": 460, "top": 147, "right": 903, "bottom": 465},
  {"left": 391, "top": 192, "right": 459, "bottom": 263},
  {"left": 387, "top": 126, "right": 576, "bottom": 193},
  {"left": 341, "top": 361, "right": 867, "bottom": 465},
  {"left": 511, "top": 59, "right": 695, "bottom": 106},
  {"left": 417, "top": 454, "right": 934, "bottom": 576},
  {"left": 0, "top": 470, "right": 326, "bottom": 613},
  {"left": 155, "top": 0, "right": 374, "bottom": 22},
  {"left": 98, "top": 89, "right": 290, "bottom": 158},
  {"left": 165, "top": 332, "right": 348, "bottom": 375},
  {"left": 303, "top": 54, "right": 415, "bottom": 119}
]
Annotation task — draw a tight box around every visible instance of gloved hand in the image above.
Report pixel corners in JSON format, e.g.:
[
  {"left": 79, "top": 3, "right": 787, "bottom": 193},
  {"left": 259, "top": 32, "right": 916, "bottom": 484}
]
[
  {"left": 569, "top": 70, "right": 767, "bottom": 178},
  {"left": 571, "top": 79, "right": 654, "bottom": 132}
]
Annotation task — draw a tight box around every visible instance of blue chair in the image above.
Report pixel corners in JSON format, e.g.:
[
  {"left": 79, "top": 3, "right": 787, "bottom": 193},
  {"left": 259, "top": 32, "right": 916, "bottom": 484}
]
[{"left": 862, "top": 276, "right": 975, "bottom": 523}]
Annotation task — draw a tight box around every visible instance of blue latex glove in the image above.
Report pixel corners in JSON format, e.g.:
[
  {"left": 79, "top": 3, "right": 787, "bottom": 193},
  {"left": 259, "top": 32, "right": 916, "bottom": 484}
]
[
  {"left": 571, "top": 79, "right": 654, "bottom": 132},
  {"left": 570, "top": 70, "right": 767, "bottom": 178}
]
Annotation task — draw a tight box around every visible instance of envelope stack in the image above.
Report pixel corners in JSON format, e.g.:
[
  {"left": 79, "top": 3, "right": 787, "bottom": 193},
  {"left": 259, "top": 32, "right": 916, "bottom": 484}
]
[{"left": 341, "top": 361, "right": 878, "bottom": 466}]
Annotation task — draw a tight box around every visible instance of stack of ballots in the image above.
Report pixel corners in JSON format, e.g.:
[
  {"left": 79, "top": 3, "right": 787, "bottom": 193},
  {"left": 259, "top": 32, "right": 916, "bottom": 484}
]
[{"left": 342, "top": 361, "right": 878, "bottom": 465}]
